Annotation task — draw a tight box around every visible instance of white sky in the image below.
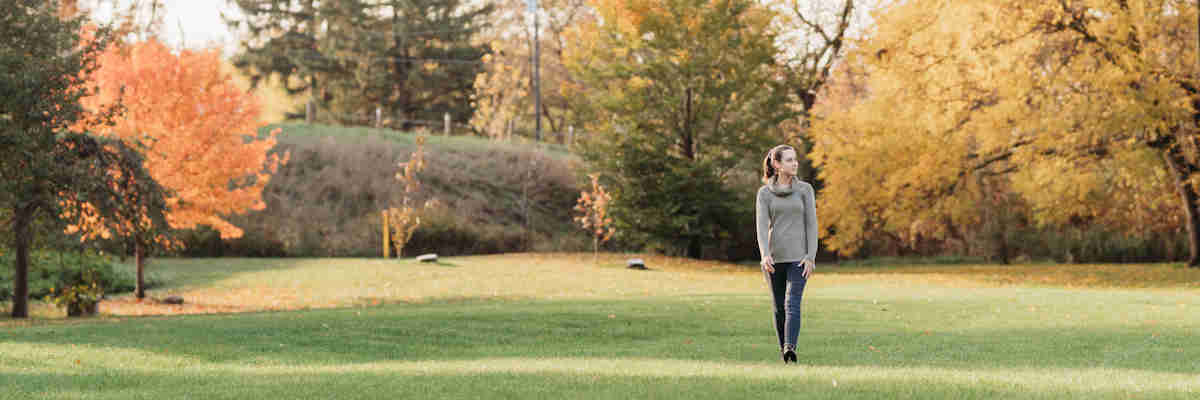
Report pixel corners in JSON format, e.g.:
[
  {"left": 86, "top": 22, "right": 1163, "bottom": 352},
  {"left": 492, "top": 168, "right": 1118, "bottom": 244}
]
[{"left": 89, "top": 1, "right": 243, "bottom": 55}]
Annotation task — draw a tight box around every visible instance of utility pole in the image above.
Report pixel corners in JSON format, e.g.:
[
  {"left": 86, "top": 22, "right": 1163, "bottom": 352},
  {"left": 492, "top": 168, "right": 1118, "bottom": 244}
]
[{"left": 528, "top": 0, "right": 542, "bottom": 142}]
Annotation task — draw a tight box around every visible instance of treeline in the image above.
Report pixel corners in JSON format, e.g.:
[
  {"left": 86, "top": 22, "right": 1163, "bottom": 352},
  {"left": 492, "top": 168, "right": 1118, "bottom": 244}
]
[{"left": 215, "top": 0, "right": 1197, "bottom": 264}]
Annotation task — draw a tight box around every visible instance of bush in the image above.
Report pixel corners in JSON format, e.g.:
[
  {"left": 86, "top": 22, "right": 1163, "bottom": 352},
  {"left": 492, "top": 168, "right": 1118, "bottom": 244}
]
[{"left": 0, "top": 249, "right": 135, "bottom": 302}]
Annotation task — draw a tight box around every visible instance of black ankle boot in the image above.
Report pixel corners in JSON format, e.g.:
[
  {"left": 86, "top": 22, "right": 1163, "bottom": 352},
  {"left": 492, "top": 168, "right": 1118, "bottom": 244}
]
[{"left": 782, "top": 344, "right": 797, "bottom": 364}]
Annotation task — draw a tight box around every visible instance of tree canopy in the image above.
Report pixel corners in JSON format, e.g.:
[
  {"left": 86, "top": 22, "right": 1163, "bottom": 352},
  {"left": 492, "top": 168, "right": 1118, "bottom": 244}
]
[
  {"left": 566, "top": 0, "right": 796, "bottom": 258},
  {"left": 810, "top": 0, "right": 1199, "bottom": 263},
  {"left": 225, "top": 0, "right": 494, "bottom": 126}
]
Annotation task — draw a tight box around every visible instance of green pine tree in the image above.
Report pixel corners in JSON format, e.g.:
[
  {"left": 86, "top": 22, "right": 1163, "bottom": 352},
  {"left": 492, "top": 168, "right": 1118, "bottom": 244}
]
[{"left": 567, "top": 0, "right": 797, "bottom": 258}]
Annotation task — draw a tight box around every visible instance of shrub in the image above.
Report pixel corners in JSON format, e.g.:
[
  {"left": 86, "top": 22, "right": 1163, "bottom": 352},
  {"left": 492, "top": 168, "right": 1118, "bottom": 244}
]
[{"left": 0, "top": 249, "right": 134, "bottom": 303}]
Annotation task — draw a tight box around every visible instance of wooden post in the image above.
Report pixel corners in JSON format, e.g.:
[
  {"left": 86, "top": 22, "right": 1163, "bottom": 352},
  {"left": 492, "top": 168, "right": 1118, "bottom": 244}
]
[
  {"left": 569, "top": 125, "right": 575, "bottom": 147},
  {"left": 306, "top": 101, "right": 314, "bottom": 123},
  {"left": 444, "top": 113, "right": 451, "bottom": 136},
  {"left": 382, "top": 210, "right": 391, "bottom": 258},
  {"left": 375, "top": 107, "right": 382, "bottom": 129}
]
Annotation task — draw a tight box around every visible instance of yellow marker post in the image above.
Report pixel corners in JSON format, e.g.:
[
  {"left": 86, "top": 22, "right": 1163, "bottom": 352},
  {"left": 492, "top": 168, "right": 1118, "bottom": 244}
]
[{"left": 382, "top": 210, "right": 391, "bottom": 258}]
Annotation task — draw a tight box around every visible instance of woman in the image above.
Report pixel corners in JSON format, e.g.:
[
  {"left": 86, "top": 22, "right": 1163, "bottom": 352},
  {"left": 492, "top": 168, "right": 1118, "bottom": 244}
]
[{"left": 755, "top": 144, "right": 817, "bottom": 364}]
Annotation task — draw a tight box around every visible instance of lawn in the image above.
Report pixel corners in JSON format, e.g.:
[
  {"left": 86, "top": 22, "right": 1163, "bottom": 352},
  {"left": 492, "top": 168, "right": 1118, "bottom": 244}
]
[{"left": 2, "top": 254, "right": 1199, "bottom": 399}]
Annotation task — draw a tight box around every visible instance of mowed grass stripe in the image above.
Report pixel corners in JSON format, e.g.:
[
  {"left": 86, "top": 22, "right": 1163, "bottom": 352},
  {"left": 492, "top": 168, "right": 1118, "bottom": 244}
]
[{"left": 4, "top": 254, "right": 1200, "bottom": 399}]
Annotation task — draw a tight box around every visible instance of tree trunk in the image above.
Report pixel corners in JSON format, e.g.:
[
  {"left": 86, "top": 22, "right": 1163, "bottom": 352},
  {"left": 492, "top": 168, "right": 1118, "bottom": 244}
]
[
  {"left": 686, "top": 238, "right": 702, "bottom": 259},
  {"left": 1162, "top": 148, "right": 1200, "bottom": 267},
  {"left": 10, "top": 206, "right": 36, "bottom": 318},
  {"left": 135, "top": 240, "right": 146, "bottom": 299}
]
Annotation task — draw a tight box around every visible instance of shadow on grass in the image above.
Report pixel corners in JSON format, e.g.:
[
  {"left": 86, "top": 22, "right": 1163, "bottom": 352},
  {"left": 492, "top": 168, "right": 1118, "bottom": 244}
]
[
  {"left": 4, "top": 366, "right": 1187, "bottom": 400},
  {"left": 125, "top": 257, "right": 315, "bottom": 291},
  {"left": 4, "top": 297, "right": 1198, "bottom": 376}
]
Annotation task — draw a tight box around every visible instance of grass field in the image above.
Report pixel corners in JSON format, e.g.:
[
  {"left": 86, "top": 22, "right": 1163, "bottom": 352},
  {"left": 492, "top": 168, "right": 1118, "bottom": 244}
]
[{"left": 3, "top": 254, "right": 1199, "bottom": 399}]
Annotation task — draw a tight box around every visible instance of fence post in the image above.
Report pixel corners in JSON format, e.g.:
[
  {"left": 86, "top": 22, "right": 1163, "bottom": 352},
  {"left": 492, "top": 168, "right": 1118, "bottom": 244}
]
[
  {"left": 306, "top": 101, "right": 314, "bottom": 123},
  {"left": 444, "top": 113, "right": 451, "bottom": 136},
  {"left": 569, "top": 125, "right": 575, "bottom": 147},
  {"left": 375, "top": 107, "right": 382, "bottom": 129},
  {"left": 382, "top": 210, "right": 391, "bottom": 258}
]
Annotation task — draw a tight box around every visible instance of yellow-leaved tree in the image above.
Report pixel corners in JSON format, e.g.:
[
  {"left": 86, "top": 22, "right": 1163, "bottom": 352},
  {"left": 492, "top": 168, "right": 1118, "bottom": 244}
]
[
  {"left": 385, "top": 135, "right": 434, "bottom": 257},
  {"left": 810, "top": 0, "right": 1198, "bottom": 264},
  {"left": 471, "top": 0, "right": 593, "bottom": 142}
]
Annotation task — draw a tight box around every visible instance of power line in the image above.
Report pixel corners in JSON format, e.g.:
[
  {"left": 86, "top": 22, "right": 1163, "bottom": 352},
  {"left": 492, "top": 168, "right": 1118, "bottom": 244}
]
[{"left": 277, "top": 54, "right": 486, "bottom": 65}]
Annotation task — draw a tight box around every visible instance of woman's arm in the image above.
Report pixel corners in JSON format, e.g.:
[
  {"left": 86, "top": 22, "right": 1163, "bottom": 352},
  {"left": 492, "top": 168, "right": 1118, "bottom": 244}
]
[
  {"left": 803, "top": 183, "right": 818, "bottom": 263},
  {"left": 756, "top": 187, "right": 774, "bottom": 272}
]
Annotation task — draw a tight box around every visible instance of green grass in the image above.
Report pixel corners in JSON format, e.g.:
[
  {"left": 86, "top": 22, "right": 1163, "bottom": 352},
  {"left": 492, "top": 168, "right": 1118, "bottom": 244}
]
[{"left": 3, "top": 254, "right": 1200, "bottom": 399}]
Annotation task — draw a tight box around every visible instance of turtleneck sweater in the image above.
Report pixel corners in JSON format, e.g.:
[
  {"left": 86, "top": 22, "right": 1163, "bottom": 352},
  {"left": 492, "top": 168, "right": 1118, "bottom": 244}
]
[{"left": 755, "top": 177, "right": 818, "bottom": 263}]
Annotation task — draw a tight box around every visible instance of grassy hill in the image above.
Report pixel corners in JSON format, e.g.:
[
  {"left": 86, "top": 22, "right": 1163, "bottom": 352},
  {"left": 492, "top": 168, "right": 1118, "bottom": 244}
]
[{"left": 182, "top": 123, "right": 590, "bottom": 257}]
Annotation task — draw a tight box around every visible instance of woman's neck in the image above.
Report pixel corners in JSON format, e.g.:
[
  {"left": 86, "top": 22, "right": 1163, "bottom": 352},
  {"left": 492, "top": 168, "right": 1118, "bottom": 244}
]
[{"left": 776, "top": 174, "right": 795, "bottom": 185}]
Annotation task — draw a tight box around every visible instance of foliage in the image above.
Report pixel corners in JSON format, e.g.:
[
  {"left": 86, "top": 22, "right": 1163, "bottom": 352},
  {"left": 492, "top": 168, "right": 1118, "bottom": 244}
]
[
  {"left": 385, "top": 135, "right": 431, "bottom": 256},
  {"left": 0, "top": 249, "right": 133, "bottom": 303},
  {"left": 222, "top": 60, "right": 309, "bottom": 125},
  {"left": 0, "top": 1, "right": 160, "bottom": 317},
  {"left": 82, "top": 38, "right": 287, "bottom": 240},
  {"left": 574, "top": 174, "right": 616, "bottom": 258},
  {"left": 809, "top": 0, "right": 1200, "bottom": 262},
  {"left": 470, "top": 0, "right": 593, "bottom": 141},
  {"left": 225, "top": 0, "right": 494, "bottom": 126},
  {"left": 566, "top": 0, "right": 797, "bottom": 258},
  {"left": 45, "top": 273, "right": 104, "bottom": 316}
]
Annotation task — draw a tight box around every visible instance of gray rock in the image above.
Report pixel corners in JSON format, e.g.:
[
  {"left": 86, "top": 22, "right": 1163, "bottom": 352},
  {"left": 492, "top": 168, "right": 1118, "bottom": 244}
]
[
  {"left": 163, "top": 295, "right": 184, "bottom": 305},
  {"left": 627, "top": 258, "right": 647, "bottom": 270},
  {"left": 416, "top": 254, "right": 438, "bottom": 262}
]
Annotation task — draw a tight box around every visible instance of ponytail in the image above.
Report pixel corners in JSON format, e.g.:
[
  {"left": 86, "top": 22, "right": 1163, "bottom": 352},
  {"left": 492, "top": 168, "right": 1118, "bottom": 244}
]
[{"left": 761, "top": 145, "right": 794, "bottom": 184}]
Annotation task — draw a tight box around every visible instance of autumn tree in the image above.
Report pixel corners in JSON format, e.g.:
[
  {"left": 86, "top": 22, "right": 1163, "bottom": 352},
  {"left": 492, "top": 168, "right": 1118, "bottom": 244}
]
[
  {"left": 770, "top": 0, "right": 873, "bottom": 185},
  {"left": 471, "top": 0, "right": 594, "bottom": 141},
  {"left": 1, "top": 1, "right": 167, "bottom": 317},
  {"left": 810, "top": 0, "right": 1200, "bottom": 264},
  {"left": 82, "top": 39, "right": 287, "bottom": 296},
  {"left": 574, "top": 174, "right": 615, "bottom": 260},
  {"left": 225, "top": 0, "right": 493, "bottom": 126},
  {"left": 385, "top": 135, "right": 430, "bottom": 257},
  {"left": 566, "top": 0, "right": 795, "bottom": 258}
]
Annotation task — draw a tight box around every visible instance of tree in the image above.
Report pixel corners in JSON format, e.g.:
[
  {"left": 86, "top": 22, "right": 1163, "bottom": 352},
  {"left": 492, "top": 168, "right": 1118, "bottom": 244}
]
[
  {"left": 771, "top": 0, "right": 873, "bottom": 186},
  {"left": 1, "top": 1, "right": 167, "bottom": 317},
  {"left": 470, "top": 0, "right": 594, "bottom": 141},
  {"left": 566, "top": 0, "right": 796, "bottom": 258},
  {"left": 81, "top": 38, "right": 287, "bottom": 296},
  {"left": 225, "top": 0, "right": 494, "bottom": 126},
  {"left": 809, "top": 0, "right": 1200, "bottom": 264},
  {"left": 385, "top": 135, "right": 429, "bottom": 257},
  {"left": 574, "top": 174, "right": 615, "bottom": 261}
]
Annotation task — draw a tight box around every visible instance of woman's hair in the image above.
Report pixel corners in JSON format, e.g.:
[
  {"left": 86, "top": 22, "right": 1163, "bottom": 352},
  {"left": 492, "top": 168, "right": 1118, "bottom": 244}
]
[{"left": 762, "top": 144, "right": 795, "bottom": 184}]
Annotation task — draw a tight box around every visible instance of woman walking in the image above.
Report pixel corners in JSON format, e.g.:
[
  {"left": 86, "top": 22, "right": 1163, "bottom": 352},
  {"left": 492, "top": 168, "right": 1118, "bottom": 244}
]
[{"left": 756, "top": 144, "right": 818, "bottom": 364}]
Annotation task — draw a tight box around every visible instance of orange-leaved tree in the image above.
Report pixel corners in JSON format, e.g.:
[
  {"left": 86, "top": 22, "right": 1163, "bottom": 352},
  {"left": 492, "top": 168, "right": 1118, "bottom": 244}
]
[
  {"left": 81, "top": 38, "right": 288, "bottom": 297},
  {"left": 574, "top": 174, "right": 615, "bottom": 262}
]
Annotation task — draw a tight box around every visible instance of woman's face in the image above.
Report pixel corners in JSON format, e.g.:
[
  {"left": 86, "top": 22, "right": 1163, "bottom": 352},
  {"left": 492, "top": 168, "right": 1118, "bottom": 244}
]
[{"left": 775, "top": 149, "right": 799, "bottom": 177}]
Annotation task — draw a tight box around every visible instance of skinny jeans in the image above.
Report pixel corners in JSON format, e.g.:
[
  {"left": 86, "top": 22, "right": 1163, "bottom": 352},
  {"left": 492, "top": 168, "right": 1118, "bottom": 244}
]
[{"left": 763, "top": 261, "right": 807, "bottom": 349}]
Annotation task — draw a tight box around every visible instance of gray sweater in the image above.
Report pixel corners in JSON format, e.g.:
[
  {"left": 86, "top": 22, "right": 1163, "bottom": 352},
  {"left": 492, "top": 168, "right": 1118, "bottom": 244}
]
[{"left": 755, "top": 178, "right": 818, "bottom": 263}]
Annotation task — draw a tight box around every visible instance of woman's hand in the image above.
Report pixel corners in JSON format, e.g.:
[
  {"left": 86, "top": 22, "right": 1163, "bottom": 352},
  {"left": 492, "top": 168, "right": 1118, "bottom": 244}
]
[
  {"left": 760, "top": 255, "right": 775, "bottom": 273},
  {"left": 801, "top": 259, "right": 815, "bottom": 279}
]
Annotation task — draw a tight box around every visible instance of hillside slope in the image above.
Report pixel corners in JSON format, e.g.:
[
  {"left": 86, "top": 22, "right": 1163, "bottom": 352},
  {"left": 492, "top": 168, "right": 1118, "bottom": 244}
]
[{"left": 184, "top": 123, "right": 589, "bottom": 257}]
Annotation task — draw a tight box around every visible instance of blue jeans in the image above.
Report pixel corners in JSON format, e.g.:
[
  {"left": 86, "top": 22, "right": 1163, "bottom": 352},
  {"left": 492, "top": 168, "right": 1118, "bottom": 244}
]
[{"left": 763, "top": 261, "right": 807, "bottom": 349}]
